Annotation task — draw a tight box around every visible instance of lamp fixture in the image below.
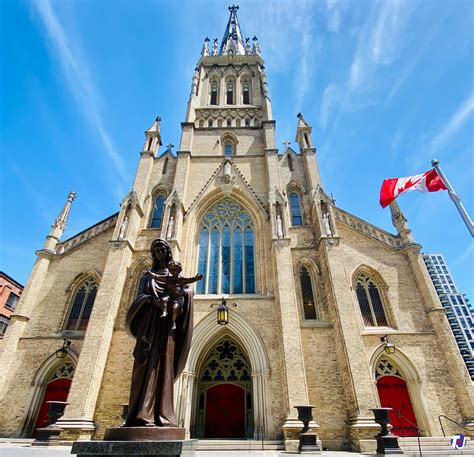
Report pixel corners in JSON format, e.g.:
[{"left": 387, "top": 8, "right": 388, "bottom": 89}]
[
  {"left": 211, "top": 297, "right": 237, "bottom": 325},
  {"left": 55, "top": 339, "right": 72, "bottom": 359},
  {"left": 381, "top": 335, "right": 396, "bottom": 355}
]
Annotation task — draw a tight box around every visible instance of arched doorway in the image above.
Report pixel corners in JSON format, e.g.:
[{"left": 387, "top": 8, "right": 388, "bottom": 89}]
[
  {"left": 31, "top": 361, "right": 75, "bottom": 436},
  {"left": 376, "top": 359, "right": 419, "bottom": 437},
  {"left": 192, "top": 338, "right": 253, "bottom": 439}
]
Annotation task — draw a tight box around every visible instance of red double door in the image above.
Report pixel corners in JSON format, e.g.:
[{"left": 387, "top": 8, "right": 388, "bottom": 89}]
[
  {"left": 33, "top": 378, "right": 72, "bottom": 436},
  {"left": 376, "top": 375, "right": 419, "bottom": 437},
  {"left": 204, "top": 384, "right": 245, "bottom": 438}
]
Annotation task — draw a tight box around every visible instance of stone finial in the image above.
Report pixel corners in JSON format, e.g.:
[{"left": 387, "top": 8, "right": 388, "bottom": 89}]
[
  {"left": 252, "top": 36, "right": 261, "bottom": 55},
  {"left": 201, "top": 37, "right": 210, "bottom": 57},
  {"left": 53, "top": 191, "right": 76, "bottom": 230},
  {"left": 212, "top": 38, "right": 219, "bottom": 55},
  {"left": 389, "top": 200, "right": 413, "bottom": 243}
]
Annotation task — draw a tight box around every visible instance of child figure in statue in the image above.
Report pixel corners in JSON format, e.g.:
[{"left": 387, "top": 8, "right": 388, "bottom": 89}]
[{"left": 148, "top": 260, "right": 202, "bottom": 329}]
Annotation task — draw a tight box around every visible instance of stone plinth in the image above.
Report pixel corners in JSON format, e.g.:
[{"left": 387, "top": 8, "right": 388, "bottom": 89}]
[
  {"left": 71, "top": 439, "right": 197, "bottom": 457},
  {"left": 104, "top": 426, "right": 185, "bottom": 441}
]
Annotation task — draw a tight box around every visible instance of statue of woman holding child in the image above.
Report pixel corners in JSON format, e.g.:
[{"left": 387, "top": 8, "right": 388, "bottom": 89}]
[{"left": 124, "top": 239, "right": 202, "bottom": 429}]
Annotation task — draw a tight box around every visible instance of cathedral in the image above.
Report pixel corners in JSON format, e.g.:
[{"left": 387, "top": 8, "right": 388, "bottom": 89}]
[{"left": 0, "top": 6, "right": 472, "bottom": 452}]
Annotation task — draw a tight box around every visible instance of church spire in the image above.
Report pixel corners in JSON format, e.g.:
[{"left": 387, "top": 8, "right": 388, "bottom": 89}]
[
  {"left": 53, "top": 191, "right": 76, "bottom": 230},
  {"left": 220, "top": 5, "right": 246, "bottom": 55}
]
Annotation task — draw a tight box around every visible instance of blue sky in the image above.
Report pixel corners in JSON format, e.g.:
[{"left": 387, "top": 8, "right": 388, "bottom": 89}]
[{"left": 1, "top": 0, "right": 473, "bottom": 300}]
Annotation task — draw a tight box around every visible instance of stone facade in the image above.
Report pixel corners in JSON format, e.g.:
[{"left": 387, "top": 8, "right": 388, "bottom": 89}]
[{"left": 0, "top": 6, "right": 472, "bottom": 452}]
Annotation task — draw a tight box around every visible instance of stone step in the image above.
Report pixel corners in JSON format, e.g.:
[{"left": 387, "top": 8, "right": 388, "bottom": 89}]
[
  {"left": 196, "top": 439, "right": 284, "bottom": 450},
  {"left": 399, "top": 436, "right": 473, "bottom": 456}
]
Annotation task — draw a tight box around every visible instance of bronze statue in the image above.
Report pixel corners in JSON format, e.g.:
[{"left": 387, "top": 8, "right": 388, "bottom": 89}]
[{"left": 124, "top": 239, "right": 201, "bottom": 428}]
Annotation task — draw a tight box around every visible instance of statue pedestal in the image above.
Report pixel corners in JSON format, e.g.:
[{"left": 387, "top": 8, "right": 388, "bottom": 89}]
[{"left": 72, "top": 427, "right": 196, "bottom": 457}]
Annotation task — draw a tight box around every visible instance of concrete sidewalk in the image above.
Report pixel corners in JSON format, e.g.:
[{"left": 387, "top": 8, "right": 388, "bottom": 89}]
[{"left": 0, "top": 443, "right": 372, "bottom": 457}]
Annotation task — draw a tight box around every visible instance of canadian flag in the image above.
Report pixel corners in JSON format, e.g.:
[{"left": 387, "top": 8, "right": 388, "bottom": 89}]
[{"left": 380, "top": 169, "right": 447, "bottom": 208}]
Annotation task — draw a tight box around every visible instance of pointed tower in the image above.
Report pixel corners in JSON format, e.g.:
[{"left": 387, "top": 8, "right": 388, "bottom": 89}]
[
  {"left": 43, "top": 191, "right": 77, "bottom": 252},
  {"left": 220, "top": 5, "right": 246, "bottom": 55}
]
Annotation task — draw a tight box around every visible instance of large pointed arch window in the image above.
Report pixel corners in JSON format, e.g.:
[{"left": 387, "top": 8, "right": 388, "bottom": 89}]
[
  {"left": 355, "top": 272, "right": 388, "bottom": 327},
  {"left": 300, "top": 266, "right": 317, "bottom": 319},
  {"left": 64, "top": 277, "right": 98, "bottom": 331},
  {"left": 150, "top": 194, "right": 166, "bottom": 228},
  {"left": 289, "top": 192, "right": 303, "bottom": 226},
  {"left": 196, "top": 199, "right": 255, "bottom": 295}
]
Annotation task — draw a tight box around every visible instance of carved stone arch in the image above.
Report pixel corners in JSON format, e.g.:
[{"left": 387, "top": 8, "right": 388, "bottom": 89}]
[
  {"left": 207, "top": 67, "right": 223, "bottom": 79},
  {"left": 65, "top": 270, "right": 101, "bottom": 295},
  {"left": 20, "top": 351, "right": 78, "bottom": 437},
  {"left": 287, "top": 180, "right": 306, "bottom": 196},
  {"left": 369, "top": 346, "right": 433, "bottom": 436},
  {"left": 351, "top": 264, "right": 389, "bottom": 292},
  {"left": 296, "top": 256, "right": 320, "bottom": 277},
  {"left": 148, "top": 184, "right": 170, "bottom": 228},
  {"left": 175, "top": 310, "right": 271, "bottom": 439},
  {"left": 221, "top": 131, "right": 239, "bottom": 155},
  {"left": 223, "top": 66, "right": 238, "bottom": 77}
]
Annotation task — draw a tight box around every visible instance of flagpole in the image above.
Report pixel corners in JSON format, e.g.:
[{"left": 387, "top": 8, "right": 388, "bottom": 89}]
[{"left": 431, "top": 159, "right": 474, "bottom": 237}]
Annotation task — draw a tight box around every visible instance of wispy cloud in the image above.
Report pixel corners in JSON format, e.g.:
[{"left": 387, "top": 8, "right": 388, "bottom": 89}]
[
  {"left": 33, "top": 1, "right": 128, "bottom": 190},
  {"left": 325, "top": 0, "right": 343, "bottom": 33},
  {"left": 430, "top": 94, "right": 474, "bottom": 153},
  {"left": 454, "top": 242, "right": 474, "bottom": 265},
  {"left": 320, "top": 0, "right": 414, "bottom": 129}
]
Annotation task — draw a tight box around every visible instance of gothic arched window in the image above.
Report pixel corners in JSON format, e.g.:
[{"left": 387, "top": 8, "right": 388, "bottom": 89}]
[
  {"left": 196, "top": 199, "right": 255, "bottom": 295},
  {"left": 242, "top": 80, "right": 250, "bottom": 104},
  {"left": 355, "top": 272, "right": 388, "bottom": 327},
  {"left": 226, "top": 80, "right": 234, "bottom": 105},
  {"left": 289, "top": 192, "right": 303, "bottom": 226},
  {"left": 210, "top": 80, "right": 218, "bottom": 105},
  {"left": 64, "top": 278, "right": 98, "bottom": 331},
  {"left": 135, "top": 272, "right": 148, "bottom": 298},
  {"left": 300, "top": 266, "right": 317, "bottom": 319},
  {"left": 150, "top": 194, "right": 166, "bottom": 228}
]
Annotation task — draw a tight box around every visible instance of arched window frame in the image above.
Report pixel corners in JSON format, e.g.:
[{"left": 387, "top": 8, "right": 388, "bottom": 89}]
[
  {"left": 241, "top": 78, "right": 251, "bottom": 105},
  {"left": 150, "top": 190, "right": 167, "bottom": 229},
  {"left": 196, "top": 199, "right": 255, "bottom": 295},
  {"left": 226, "top": 77, "right": 235, "bottom": 105},
  {"left": 353, "top": 268, "right": 393, "bottom": 328},
  {"left": 297, "top": 264, "right": 318, "bottom": 320},
  {"left": 210, "top": 78, "right": 219, "bottom": 105},
  {"left": 63, "top": 277, "right": 98, "bottom": 332},
  {"left": 220, "top": 132, "right": 238, "bottom": 156},
  {"left": 288, "top": 189, "right": 303, "bottom": 226}
]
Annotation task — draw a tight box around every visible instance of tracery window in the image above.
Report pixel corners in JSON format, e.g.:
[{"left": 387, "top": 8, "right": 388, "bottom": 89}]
[
  {"left": 289, "top": 192, "right": 303, "bottom": 226},
  {"left": 150, "top": 194, "right": 166, "bottom": 228},
  {"left": 196, "top": 199, "right": 255, "bottom": 295},
  {"left": 64, "top": 278, "right": 98, "bottom": 331},
  {"left": 242, "top": 80, "right": 250, "bottom": 104},
  {"left": 375, "top": 359, "right": 402, "bottom": 378},
  {"left": 355, "top": 272, "right": 388, "bottom": 327},
  {"left": 210, "top": 80, "right": 218, "bottom": 105},
  {"left": 300, "top": 266, "right": 317, "bottom": 319},
  {"left": 226, "top": 80, "right": 234, "bottom": 104}
]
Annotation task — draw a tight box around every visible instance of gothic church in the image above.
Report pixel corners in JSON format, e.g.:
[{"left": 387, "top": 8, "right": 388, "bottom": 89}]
[{"left": 0, "top": 6, "right": 472, "bottom": 452}]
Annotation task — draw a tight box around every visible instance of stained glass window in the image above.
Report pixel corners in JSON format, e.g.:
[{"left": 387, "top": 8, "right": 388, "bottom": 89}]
[
  {"left": 300, "top": 267, "right": 317, "bottom": 319},
  {"left": 150, "top": 194, "right": 165, "bottom": 228},
  {"left": 65, "top": 278, "right": 98, "bottom": 331},
  {"left": 196, "top": 199, "right": 255, "bottom": 294},
  {"left": 289, "top": 192, "right": 303, "bottom": 226},
  {"left": 355, "top": 273, "right": 388, "bottom": 327}
]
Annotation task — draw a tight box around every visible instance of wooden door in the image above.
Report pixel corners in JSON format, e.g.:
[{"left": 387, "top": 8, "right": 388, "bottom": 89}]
[
  {"left": 204, "top": 384, "right": 245, "bottom": 438},
  {"left": 377, "top": 375, "right": 419, "bottom": 437},
  {"left": 33, "top": 378, "right": 71, "bottom": 436}
]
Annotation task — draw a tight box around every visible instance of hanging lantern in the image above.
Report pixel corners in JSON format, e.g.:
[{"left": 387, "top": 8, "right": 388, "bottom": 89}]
[
  {"left": 55, "top": 339, "right": 72, "bottom": 359},
  {"left": 381, "top": 335, "right": 396, "bottom": 355},
  {"left": 217, "top": 299, "right": 229, "bottom": 325}
]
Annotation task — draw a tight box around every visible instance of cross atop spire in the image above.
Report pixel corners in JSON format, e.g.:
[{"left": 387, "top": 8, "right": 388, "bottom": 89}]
[{"left": 220, "top": 4, "right": 245, "bottom": 55}]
